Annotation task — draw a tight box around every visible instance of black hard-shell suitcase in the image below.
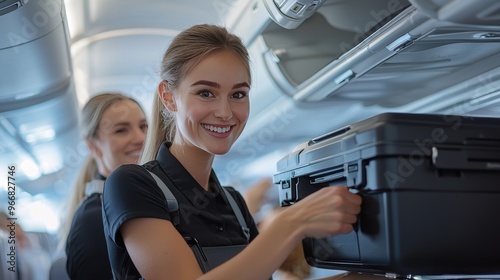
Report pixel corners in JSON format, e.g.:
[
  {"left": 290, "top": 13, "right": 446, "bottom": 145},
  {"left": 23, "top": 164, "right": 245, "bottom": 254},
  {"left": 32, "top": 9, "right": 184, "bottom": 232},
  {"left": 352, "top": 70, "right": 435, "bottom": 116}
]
[{"left": 273, "top": 112, "right": 500, "bottom": 277}]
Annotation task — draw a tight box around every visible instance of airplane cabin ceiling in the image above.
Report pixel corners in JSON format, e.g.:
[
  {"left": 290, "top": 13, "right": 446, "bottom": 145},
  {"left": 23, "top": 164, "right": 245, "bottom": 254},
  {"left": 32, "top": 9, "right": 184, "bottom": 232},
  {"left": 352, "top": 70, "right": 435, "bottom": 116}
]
[
  {"left": 2, "top": 0, "right": 500, "bottom": 203},
  {"left": 65, "top": 0, "right": 237, "bottom": 107}
]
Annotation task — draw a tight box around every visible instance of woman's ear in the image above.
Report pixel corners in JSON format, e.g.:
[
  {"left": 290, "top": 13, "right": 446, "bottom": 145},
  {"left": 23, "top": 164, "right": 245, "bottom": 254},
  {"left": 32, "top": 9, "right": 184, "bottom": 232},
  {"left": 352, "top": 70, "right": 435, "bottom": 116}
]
[
  {"left": 158, "top": 81, "right": 177, "bottom": 112},
  {"left": 86, "top": 139, "right": 102, "bottom": 159}
]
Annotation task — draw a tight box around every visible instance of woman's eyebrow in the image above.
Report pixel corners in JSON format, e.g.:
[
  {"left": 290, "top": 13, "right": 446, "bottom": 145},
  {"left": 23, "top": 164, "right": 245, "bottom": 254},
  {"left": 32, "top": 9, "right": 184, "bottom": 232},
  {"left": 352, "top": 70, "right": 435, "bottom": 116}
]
[
  {"left": 112, "top": 121, "right": 132, "bottom": 127},
  {"left": 192, "top": 80, "right": 220, "bottom": 88},
  {"left": 233, "top": 82, "right": 250, "bottom": 89},
  {"left": 191, "top": 80, "right": 250, "bottom": 89}
]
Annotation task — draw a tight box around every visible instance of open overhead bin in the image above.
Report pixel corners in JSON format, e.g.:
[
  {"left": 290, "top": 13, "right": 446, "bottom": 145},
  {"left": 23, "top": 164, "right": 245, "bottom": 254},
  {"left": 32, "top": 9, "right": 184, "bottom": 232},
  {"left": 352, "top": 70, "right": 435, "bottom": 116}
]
[{"left": 236, "top": 0, "right": 500, "bottom": 108}]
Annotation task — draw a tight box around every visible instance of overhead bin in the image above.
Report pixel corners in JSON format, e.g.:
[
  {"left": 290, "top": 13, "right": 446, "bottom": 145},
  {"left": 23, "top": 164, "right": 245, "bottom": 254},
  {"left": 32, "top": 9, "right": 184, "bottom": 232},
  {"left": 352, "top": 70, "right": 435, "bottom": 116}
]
[
  {"left": 0, "top": 0, "right": 72, "bottom": 105},
  {"left": 0, "top": 0, "right": 28, "bottom": 17},
  {"left": 0, "top": 0, "right": 79, "bottom": 182},
  {"left": 247, "top": 0, "right": 500, "bottom": 105}
]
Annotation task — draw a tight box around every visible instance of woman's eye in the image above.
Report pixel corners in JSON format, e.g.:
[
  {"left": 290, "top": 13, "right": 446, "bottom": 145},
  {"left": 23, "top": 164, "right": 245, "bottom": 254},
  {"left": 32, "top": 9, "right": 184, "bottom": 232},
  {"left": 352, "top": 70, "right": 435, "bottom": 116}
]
[
  {"left": 141, "top": 124, "right": 148, "bottom": 132},
  {"left": 115, "top": 128, "right": 127, "bottom": 134},
  {"left": 232, "top": 92, "right": 247, "bottom": 99},
  {"left": 198, "top": 90, "right": 214, "bottom": 98}
]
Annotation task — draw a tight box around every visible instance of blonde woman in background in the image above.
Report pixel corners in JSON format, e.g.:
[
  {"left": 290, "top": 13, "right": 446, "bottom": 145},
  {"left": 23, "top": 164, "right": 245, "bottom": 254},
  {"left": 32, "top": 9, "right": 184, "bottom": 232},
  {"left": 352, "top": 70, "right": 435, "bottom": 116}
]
[{"left": 58, "top": 93, "right": 147, "bottom": 279}]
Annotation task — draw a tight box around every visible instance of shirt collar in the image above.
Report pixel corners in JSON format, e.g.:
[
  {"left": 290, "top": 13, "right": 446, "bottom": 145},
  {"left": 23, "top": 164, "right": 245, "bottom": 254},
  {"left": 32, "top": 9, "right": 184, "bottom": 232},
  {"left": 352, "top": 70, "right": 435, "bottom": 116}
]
[
  {"left": 155, "top": 142, "right": 222, "bottom": 196},
  {"left": 85, "top": 179, "right": 105, "bottom": 196}
]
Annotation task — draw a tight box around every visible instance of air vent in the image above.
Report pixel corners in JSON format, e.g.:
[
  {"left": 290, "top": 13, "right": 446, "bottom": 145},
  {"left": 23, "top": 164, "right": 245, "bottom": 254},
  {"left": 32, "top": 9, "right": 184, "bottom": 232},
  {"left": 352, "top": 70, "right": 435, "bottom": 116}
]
[
  {"left": 0, "top": 0, "right": 28, "bottom": 16},
  {"left": 264, "top": 0, "right": 326, "bottom": 29}
]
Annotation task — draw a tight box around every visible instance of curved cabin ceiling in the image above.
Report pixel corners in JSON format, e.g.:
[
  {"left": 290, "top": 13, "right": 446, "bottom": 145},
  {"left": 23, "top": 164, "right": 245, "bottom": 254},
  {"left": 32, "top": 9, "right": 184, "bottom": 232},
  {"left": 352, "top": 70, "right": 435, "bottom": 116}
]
[
  {"left": 2, "top": 0, "right": 500, "bottom": 204},
  {"left": 64, "top": 0, "right": 233, "bottom": 108}
]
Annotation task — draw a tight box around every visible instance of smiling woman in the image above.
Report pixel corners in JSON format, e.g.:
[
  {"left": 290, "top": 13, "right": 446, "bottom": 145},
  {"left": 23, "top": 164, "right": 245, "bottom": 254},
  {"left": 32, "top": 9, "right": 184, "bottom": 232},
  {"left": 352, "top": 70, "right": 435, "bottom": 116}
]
[
  {"left": 57, "top": 93, "right": 147, "bottom": 280},
  {"left": 160, "top": 50, "right": 251, "bottom": 156},
  {"left": 101, "top": 23, "right": 362, "bottom": 280}
]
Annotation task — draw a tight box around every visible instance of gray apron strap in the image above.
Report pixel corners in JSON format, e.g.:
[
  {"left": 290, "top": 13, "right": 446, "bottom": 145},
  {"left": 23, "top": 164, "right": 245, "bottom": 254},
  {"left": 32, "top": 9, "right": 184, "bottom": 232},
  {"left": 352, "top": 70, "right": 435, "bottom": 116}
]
[
  {"left": 147, "top": 170, "right": 180, "bottom": 225},
  {"left": 221, "top": 186, "right": 251, "bottom": 243}
]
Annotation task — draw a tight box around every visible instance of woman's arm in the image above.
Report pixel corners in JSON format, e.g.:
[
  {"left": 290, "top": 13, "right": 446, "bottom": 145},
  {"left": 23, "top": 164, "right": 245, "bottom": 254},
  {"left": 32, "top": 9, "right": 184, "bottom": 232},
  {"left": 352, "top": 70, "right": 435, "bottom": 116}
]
[
  {"left": 121, "top": 186, "right": 361, "bottom": 280},
  {"left": 121, "top": 217, "right": 203, "bottom": 279}
]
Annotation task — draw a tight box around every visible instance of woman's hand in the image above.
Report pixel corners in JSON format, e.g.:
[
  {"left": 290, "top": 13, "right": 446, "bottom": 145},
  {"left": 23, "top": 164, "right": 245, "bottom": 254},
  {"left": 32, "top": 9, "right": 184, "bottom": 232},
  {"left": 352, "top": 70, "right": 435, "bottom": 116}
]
[{"left": 283, "top": 186, "right": 362, "bottom": 239}]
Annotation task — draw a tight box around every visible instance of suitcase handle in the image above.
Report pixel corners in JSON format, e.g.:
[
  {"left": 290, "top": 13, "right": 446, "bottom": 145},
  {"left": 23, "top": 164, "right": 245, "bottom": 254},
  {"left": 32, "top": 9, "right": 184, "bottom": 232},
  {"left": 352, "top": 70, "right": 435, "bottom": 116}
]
[
  {"left": 310, "top": 125, "right": 351, "bottom": 145},
  {"left": 432, "top": 147, "right": 500, "bottom": 170}
]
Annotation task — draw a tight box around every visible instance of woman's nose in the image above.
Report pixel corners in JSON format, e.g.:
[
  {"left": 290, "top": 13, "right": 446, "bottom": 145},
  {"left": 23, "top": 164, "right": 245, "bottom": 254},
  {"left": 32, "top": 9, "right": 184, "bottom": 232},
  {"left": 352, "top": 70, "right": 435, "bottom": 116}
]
[
  {"left": 132, "top": 127, "right": 147, "bottom": 144},
  {"left": 214, "top": 99, "right": 233, "bottom": 121}
]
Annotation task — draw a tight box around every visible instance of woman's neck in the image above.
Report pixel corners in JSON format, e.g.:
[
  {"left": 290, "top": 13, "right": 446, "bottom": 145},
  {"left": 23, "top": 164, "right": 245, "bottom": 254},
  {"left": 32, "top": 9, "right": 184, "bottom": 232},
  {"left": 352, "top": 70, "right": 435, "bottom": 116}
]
[{"left": 169, "top": 143, "right": 214, "bottom": 191}]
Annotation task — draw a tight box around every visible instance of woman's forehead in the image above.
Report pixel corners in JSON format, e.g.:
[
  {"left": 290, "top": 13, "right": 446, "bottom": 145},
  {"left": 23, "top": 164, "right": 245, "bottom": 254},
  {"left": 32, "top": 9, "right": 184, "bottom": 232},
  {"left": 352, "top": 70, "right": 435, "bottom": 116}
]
[
  {"left": 182, "top": 51, "right": 250, "bottom": 85},
  {"left": 101, "top": 100, "right": 145, "bottom": 123}
]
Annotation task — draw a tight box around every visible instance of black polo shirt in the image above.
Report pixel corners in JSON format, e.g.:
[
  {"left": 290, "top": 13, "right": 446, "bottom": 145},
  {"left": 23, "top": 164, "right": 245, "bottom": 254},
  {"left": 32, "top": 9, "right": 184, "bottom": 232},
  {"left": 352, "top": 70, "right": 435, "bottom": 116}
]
[
  {"left": 66, "top": 174, "right": 113, "bottom": 280},
  {"left": 102, "top": 142, "right": 258, "bottom": 279}
]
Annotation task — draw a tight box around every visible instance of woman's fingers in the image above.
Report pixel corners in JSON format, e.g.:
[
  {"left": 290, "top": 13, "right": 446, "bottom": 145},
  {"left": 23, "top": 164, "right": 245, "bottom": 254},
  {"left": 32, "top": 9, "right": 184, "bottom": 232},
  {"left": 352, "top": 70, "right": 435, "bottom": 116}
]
[{"left": 292, "top": 186, "right": 362, "bottom": 238}]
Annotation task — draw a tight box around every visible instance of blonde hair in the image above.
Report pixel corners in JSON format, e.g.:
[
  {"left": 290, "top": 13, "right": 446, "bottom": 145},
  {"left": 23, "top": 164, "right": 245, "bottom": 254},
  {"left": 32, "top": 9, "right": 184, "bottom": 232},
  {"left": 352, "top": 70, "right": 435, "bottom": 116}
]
[
  {"left": 140, "top": 24, "right": 251, "bottom": 163},
  {"left": 278, "top": 242, "right": 311, "bottom": 279},
  {"left": 58, "top": 92, "right": 143, "bottom": 251}
]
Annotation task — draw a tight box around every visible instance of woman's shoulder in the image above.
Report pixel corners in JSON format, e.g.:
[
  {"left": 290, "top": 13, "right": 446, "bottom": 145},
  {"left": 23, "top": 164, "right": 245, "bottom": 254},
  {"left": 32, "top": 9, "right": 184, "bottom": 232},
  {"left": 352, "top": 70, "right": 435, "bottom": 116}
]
[
  {"left": 104, "top": 163, "right": 159, "bottom": 195},
  {"left": 104, "top": 161, "right": 171, "bottom": 203},
  {"left": 107, "top": 163, "right": 158, "bottom": 183},
  {"left": 102, "top": 161, "right": 172, "bottom": 235},
  {"left": 112, "top": 163, "right": 148, "bottom": 176}
]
